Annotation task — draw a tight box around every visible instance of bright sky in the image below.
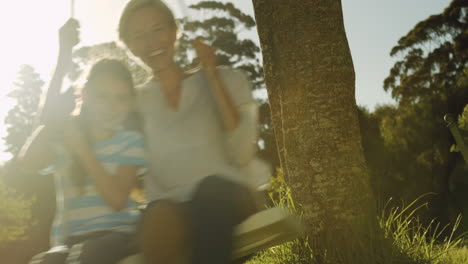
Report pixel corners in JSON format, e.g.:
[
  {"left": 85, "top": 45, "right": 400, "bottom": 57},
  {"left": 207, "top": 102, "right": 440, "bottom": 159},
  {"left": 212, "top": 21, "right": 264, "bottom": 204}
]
[{"left": 0, "top": 0, "right": 449, "bottom": 162}]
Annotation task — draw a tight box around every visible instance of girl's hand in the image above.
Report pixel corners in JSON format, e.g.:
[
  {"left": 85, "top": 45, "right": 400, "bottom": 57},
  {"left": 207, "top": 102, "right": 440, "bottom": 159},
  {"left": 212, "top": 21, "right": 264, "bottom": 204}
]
[
  {"left": 59, "top": 87, "right": 78, "bottom": 116},
  {"left": 59, "top": 18, "right": 80, "bottom": 58},
  {"left": 62, "top": 118, "right": 90, "bottom": 159},
  {"left": 192, "top": 37, "right": 217, "bottom": 72}
]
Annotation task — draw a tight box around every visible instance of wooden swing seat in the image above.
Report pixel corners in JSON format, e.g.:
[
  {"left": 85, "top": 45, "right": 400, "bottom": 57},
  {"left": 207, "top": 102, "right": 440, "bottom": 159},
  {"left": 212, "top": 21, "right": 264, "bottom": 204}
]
[{"left": 118, "top": 207, "right": 305, "bottom": 263}]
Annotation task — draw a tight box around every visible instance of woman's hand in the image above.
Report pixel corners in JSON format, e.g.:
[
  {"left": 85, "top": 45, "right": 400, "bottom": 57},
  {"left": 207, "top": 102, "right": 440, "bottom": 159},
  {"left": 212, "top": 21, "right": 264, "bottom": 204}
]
[
  {"left": 192, "top": 37, "right": 217, "bottom": 72},
  {"left": 192, "top": 38, "right": 241, "bottom": 131}
]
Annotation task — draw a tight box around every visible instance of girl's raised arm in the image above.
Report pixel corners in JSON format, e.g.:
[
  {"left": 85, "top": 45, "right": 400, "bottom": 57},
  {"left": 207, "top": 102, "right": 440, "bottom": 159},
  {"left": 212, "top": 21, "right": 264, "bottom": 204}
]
[
  {"left": 15, "top": 19, "right": 80, "bottom": 174},
  {"left": 37, "top": 18, "right": 80, "bottom": 127}
]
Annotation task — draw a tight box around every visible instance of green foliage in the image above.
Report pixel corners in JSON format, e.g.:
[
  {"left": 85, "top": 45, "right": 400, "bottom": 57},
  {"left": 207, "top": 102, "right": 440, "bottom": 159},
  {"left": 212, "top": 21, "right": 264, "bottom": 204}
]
[
  {"left": 188, "top": 1, "right": 256, "bottom": 28},
  {"left": 446, "top": 247, "right": 468, "bottom": 264},
  {"left": 0, "top": 178, "right": 34, "bottom": 243},
  {"left": 449, "top": 104, "right": 468, "bottom": 153},
  {"left": 384, "top": 0, "right": 467, "bottom": 105},
  {"left": 379, "top": 196, "right": 465, "bottom": 264},
  {"left": 379, "top": 0, "right": 467, "bottom": 181},
  {"left": 358, "top": 106, "right": 396, "bottom": 199},
  {"left": 247, "top": 172, "right": 465, "bottom": 264},
  {"left": 4, "top": 65, "right": 44, "bottom": 156},
  {"left": 360, "top": 0, "right": 467, "bottom": 228},
  {"left": 180, "top": 1, "right": 278, "bottom": 168},
  {"left": 267, "top": 168, "right": 296, "bottom": 210},
  {"left": 381, "top": 0, "right": 468, "bottom": 170},
  {"left": 359, "top": 105, "right": 435, "bottom": 208},
  {"left": 179, "top": 1, "right": 263, "bottom": 89},
  {"left": 246, "top": 169, "right": 314, "bottom": 264},
  {"left": 378, "top": 102, "right": 446, "bottom": 182},
  {"left": 457, "top": 104, "right": 468, "bottom": 131}
]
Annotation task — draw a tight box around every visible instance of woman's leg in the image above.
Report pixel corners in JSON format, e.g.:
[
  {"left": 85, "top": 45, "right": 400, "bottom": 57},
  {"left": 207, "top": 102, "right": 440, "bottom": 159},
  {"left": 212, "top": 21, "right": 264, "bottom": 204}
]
[
  {"left": 140, "top": 176, "right": 256, "bottom": 264},
  {"left": 140, "top": 201, "right": 190, "bottom": 264},
  {"left": 188, "top": 175, "right": 257, "bottom": 264}
]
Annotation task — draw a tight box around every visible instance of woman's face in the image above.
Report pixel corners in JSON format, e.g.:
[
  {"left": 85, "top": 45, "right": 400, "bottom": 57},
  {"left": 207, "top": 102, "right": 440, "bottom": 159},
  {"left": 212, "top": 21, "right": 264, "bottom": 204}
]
[
  {"left": 125, "top": 6, "right": 177, "bottom": 72},
  {"left": 83, "top": 75, "right": 134, "bottom": 130}
]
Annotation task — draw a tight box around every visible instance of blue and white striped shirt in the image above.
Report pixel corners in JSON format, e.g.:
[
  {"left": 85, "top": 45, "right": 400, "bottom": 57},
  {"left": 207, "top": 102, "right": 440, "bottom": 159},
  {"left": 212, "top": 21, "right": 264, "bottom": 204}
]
[{"left": 49, "top": 130, "right": 146, "bottom": 244}]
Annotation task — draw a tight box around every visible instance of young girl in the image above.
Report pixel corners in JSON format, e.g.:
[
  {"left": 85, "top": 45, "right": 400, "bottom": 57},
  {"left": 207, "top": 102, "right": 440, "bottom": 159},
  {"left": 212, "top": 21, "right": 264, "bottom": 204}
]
[
  {"left": 118, "top": 1, "right": 264, "bottom": 263},
  {"left": 19, "top": 19, "right": 146, "bottom": 264}
]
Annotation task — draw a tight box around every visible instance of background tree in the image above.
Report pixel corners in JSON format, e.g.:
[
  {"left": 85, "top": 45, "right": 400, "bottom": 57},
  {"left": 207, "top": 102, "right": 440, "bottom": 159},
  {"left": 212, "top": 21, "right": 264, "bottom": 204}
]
[
  {"left": 357, "top": 106, "right": 394, "bottom": 201},
  {"left": 178, "top": 1, "right": 264, "bottom": 88},
  {"left": 4, "top": 65, "right": 44, "bottom": 156},
  {"left": 0, "top": 173, "right": 35, "bottom": 263},
  {"left": 1, "top": 65, "right": 55, "bottom": 264},
  {"left": 180, "top": 1, "right": 280, "bottom": 168},
  {"left": 0, "top": 174, "right": 34, "bottom": 244},
  {"left": 448, "top": 104, "right": 468, "bottom": 232},
  {"left": 360, "top": 0, "right": 467, "bottom": 226}
]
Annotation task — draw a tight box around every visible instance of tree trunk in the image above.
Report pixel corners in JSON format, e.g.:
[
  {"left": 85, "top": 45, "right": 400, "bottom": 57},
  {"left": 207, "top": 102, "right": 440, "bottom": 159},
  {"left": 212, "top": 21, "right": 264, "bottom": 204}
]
[{"left": 252, "top": 0, "right": 376, "bottom": 256}]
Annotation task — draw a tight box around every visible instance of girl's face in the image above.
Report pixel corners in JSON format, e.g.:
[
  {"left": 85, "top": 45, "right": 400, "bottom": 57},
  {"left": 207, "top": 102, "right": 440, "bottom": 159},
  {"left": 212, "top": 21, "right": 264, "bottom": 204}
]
[
  {"left": 83, "top": 75, "right": 134, "bottom": 130},
  {"left": 125, "top": 6, "right": 177, "bottom": 72}
]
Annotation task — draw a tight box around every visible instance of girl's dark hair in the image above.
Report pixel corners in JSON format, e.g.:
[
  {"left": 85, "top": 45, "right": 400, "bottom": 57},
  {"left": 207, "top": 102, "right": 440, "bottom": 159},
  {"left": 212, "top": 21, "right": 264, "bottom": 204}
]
[
  {"left": 118, "top": 0, "right": 177, "bottom": 44},
  {"left": 83, "top": 59, "right": 134, "bottom": 94},
  {"left": 70, "top": 59, "right": 138, "bottom": 193}
]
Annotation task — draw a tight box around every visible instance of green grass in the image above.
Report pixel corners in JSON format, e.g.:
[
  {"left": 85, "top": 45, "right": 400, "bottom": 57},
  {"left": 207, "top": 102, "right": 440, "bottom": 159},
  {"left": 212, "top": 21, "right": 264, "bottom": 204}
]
[
  {"left": 0, "top": 180, "right": 35, "bottom": 244},
  {"left": 245, "top": 173, "right": 467, "bottom": 264},
  {"left": 379, "top": 196, "right": 465, "bottom": 264},
  {"left": 446, "top": 246, "right": 468, "bottom": 264}
]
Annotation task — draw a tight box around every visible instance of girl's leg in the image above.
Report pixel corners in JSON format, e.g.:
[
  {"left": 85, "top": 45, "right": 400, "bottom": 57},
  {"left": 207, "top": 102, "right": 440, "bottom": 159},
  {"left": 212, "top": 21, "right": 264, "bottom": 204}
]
[
  {"left": 65, "top": 231, "right": 137, "bottom": 264},
  {"left": 188, "top": 175, "right": 257, "bottom": 264},
  {"left": 29, "top": 246, "right": 69, "bottom": 264}
]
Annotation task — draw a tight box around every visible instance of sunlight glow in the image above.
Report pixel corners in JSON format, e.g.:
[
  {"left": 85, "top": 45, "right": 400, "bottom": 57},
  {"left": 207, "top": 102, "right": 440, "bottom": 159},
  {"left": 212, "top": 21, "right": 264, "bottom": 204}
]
[
  {"left": 0, "top": 0, "right": 69, "bottom": 162},
  {"left": 0, "top": 0, "right": 207, "bottom": 163},
  {"left": 0, "top": 0, "right": 447, "bottom": 164},
  {"left": 0, "top": 0, "right": 127, "bottom": 163}
]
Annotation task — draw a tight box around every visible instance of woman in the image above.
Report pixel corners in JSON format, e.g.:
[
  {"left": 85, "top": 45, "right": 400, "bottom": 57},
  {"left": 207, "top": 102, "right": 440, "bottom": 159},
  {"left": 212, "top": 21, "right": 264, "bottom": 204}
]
[
  {"left": 118, "top": 1, "right": 262, "bottom": 263},
  {"left": 21, "top": 19, "right": 147, "bottom": 264}
]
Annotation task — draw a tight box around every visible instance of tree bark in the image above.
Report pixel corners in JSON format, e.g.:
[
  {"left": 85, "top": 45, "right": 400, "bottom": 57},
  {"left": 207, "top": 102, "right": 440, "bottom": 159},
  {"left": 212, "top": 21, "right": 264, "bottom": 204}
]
[{"left": 252, "top": 0, "right": 374, "bottom": 244}]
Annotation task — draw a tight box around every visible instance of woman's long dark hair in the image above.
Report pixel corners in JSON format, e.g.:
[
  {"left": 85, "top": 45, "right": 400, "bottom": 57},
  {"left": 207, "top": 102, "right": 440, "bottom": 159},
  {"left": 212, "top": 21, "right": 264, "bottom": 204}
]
[{"left": 70, "top": 59, "right": 138, "bottom": 193}]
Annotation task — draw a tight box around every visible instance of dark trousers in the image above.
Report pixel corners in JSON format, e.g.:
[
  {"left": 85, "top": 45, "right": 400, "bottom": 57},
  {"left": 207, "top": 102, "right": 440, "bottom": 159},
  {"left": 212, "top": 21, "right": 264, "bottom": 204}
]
[
  {"left": 28, "top": 231, "right": 137, "bottom": 264},
  {"left": 145, "top": 175, "right": 256, "bottom": 264}
]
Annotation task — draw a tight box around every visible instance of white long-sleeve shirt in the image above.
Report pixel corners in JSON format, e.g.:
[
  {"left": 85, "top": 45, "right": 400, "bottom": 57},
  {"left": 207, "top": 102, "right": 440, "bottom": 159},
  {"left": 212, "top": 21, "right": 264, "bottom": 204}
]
[{"left": 137, "top": 66, "right": 262, "bottom": 202}]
